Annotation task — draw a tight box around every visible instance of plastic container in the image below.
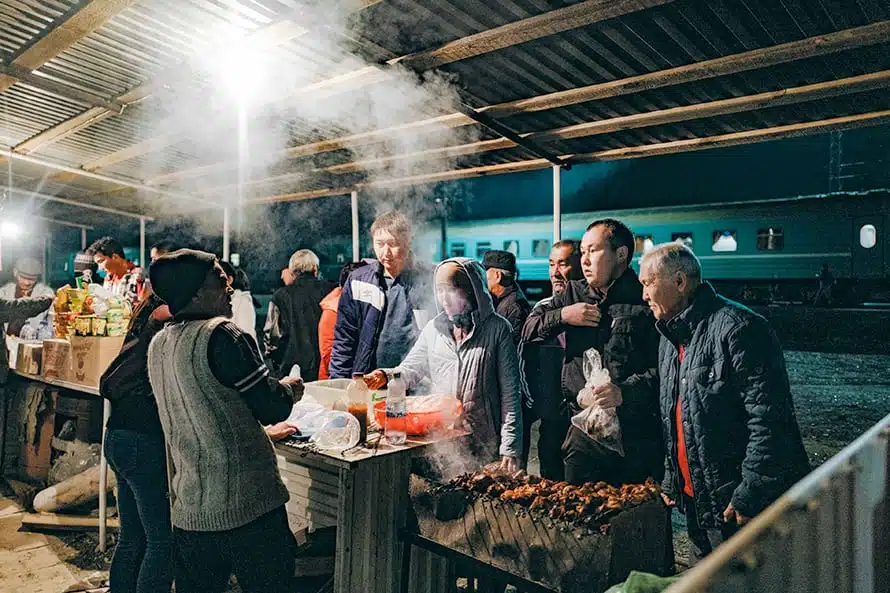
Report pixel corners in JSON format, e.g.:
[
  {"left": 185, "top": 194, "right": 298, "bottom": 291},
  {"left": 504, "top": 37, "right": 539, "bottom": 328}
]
[
  {"left": 373, "top": 394, "right": 462, "bottom": 436},
  {"left": 385, "top": 372, "right": 407, "bottom": 445}
]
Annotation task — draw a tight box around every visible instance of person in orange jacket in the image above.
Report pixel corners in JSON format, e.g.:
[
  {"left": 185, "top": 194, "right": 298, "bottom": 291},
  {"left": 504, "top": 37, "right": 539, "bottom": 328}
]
[{"left": 318, "top": 261, "right": 369, "bottom": 381}]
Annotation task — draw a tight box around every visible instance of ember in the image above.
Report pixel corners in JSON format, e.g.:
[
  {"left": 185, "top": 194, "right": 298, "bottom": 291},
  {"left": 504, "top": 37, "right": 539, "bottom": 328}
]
[{"left": 441, "top": 467, "right": 661, "bottom": 526}]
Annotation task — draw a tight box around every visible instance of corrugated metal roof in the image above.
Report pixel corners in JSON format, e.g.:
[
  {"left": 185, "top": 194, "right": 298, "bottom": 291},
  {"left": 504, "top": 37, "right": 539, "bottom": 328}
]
[{"left": 3, "top": 0, "right": 890, "bottom": 220}]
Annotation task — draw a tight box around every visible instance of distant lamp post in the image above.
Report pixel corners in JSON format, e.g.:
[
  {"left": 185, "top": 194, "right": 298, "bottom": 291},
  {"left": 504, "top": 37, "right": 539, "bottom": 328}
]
[{"left": 435, "top": 196, "right": 448, "bottom": 261}]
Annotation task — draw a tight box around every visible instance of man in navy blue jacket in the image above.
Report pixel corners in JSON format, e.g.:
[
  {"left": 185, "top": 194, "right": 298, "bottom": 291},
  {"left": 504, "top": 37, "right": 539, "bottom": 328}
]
[{"left": 328, "top": 211, "right": 432, "bottom": 379}]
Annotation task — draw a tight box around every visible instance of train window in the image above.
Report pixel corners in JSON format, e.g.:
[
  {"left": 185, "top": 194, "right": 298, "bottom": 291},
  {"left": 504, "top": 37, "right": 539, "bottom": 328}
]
[
  {"left": 860, "top": 224, "right": 877, "bottom": 249},
  {"left": 476, "top": 242, "right": 492, "bottom": 259},
  {"left": 712, "top": 230, "right": 738, "bottom": 252},
  {"left": 503, "top": 240, "right": 519, "bottom": 256},
  {"left": 757, "top": 228, "right": 784, "bottom": 251},
  {"left": 532, "top": 239, "right": 550, "bottom": 257},
  {"left": 450, "top": 243, "right": 466, "bottom": 257},
  {"left": 634, "top": 235, "right": 655, "bottom": 254},
  {"left": 672, "top": 233, "right": 693, "bottom": 248}
]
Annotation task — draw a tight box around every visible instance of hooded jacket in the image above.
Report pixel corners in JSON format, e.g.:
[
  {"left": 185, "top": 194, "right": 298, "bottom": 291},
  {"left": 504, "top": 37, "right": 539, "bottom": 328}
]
[{"left": 391, "top": 258, "right": 523, "bottom": 460}]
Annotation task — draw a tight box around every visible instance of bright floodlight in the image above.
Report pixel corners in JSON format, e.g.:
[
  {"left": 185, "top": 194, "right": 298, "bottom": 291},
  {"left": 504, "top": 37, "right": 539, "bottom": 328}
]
[
  {"left": 0, "top": 220, "right": 21, "bottom": 239},
  {"left": 216, "top": 37, "right": 267, "bottom": 105}
]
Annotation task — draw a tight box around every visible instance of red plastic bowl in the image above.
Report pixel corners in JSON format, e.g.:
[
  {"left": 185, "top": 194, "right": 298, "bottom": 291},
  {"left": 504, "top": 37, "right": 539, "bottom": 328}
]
[{"left": 373, "top": 395, "right": 462, "bottom": 436}]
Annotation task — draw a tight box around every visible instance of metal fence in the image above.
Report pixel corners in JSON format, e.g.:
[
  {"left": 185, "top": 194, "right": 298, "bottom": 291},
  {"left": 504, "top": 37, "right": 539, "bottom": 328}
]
[{"left": 665, "top": 412, "right": 890, "bottom": 593}]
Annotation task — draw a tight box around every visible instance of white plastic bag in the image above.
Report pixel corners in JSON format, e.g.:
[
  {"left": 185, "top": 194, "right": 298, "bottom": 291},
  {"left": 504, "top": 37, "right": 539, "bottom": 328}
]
[{"left": 571, "top": 348, "right": 625, "bottom": 456}]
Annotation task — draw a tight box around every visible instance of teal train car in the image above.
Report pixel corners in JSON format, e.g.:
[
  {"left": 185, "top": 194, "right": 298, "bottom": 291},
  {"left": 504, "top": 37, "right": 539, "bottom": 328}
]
[{"left": 416, "top": 192, "right": 890, "bottom": 302}]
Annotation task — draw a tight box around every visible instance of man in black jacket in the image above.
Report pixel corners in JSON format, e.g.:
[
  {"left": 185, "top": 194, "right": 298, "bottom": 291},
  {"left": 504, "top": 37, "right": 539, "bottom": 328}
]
[
  {"left": 519, "top": 240, "right": 582, "bottom": 479},
  {"left": 264, "top": 249, "right": 335, "bottom": 381},
  {"left": 483, "top": 250, "right": 531, "bottom": 345},
  {"left": 522, "top": 220, "right": 663, "bottom": 486},
  {"left": 640, "top": 242, "right": 809, "bottom": 559}
]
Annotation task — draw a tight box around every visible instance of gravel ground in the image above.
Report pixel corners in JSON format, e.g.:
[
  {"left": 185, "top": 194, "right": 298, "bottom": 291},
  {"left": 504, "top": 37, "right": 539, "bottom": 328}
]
[{"left": 48, "top": 350, "right": 890, "bottom": 590}]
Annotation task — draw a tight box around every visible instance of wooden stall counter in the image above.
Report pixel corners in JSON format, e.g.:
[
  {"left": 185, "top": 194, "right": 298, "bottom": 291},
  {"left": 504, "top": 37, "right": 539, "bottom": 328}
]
[{"left": 274, "top": 429, "right": 469, "bottom": 593}]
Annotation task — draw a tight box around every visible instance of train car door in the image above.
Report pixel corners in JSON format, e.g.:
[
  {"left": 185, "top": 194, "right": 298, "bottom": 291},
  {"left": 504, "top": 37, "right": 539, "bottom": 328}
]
[{"left": 852, "top": 216, "right": 885, "bottom": 278}]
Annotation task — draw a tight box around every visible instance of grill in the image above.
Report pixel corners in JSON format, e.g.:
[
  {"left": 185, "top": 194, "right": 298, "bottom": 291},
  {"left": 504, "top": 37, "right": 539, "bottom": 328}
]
[{"left": 407, "top": 470, "right": 674, "bottom": 592}]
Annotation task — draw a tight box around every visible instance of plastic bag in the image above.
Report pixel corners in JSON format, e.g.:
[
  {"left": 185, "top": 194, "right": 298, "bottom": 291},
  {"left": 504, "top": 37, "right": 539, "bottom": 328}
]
[
  {"left": 48, "top": 440, "right": 101, "bottom": 485},
  {"left": 571, "top": 348, "right": 625, "bottom": 456},
  {"left": 310, "top": 411, "right": 361, "bottom": 451}
]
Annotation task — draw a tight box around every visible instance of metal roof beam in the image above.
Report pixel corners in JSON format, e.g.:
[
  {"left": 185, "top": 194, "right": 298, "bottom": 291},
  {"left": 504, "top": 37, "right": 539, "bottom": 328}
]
[
  {"left": 248, "top": 109, "right": 890, "bottom": 203},
  {"left": 82, "top": 0, "right": 672, "bottom": 173},
  {"left": 152, "top": 19, "right": 890, "bottom": 187},
  {"left": 6, "top": 187, "right": 153, "bottom": 220},
  {"left": 0, "top": 0, "right": 138, "bottom": 93},
  {"left": 0, "top": 148, "right": 216, "bottom": 209},
  {"left": 34, "top": 215, "right": 95, "bottom": 230},
  {"left": 205, "top": 69, "right": 890, "bottom": 194}
]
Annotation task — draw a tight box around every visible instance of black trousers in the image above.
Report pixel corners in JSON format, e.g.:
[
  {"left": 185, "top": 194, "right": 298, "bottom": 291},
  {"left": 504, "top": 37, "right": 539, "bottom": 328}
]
[
  {"left": 520, "top": 405, "right": 570, "bottom": 481},
  {"left": 561, "top": 424, "right": 627, "bottom": 485},
  {"left": 173, "top": 505, "right": 297, "bottom": 593},
  {"left": 683, "top": 495, "right": 739, "bottom": 562}
]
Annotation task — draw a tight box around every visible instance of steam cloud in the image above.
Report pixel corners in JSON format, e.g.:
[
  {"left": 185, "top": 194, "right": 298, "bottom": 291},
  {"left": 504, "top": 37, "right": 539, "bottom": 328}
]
[{"left": 131, "top": 2, "right": 480, "bottom": 282}]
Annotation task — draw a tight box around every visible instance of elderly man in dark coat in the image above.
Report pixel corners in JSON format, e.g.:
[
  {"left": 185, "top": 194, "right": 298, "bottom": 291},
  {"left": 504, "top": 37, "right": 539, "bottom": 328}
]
[
  {"left": 639, "top": 242, "right": 810, "bottom": 560},
  {"left": 482, "top": 250, "right": 531, "bottom": 345}
]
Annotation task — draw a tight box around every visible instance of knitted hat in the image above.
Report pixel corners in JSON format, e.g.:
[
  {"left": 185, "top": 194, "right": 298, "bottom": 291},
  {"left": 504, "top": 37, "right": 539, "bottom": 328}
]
[
  {"left": 14, "top": 257, "right": 41, "bottom": 279},
  {"left": 149, "top": 249, "right": 217, "bottom": 315},
  {"left": 481, "top": 250, "right": 516, "bottom": 274}
]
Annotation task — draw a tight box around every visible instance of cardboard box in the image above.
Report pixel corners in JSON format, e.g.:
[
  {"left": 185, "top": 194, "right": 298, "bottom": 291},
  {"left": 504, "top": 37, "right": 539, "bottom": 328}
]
[
  {"left": 15, "top": 342, "right": 43, "bottom": 375},
  {"left": 68, "top": 336, "right": 125, "bottom": 388},
  {"left": 42, "top": 339, "right": 72, "bottom": 381}
]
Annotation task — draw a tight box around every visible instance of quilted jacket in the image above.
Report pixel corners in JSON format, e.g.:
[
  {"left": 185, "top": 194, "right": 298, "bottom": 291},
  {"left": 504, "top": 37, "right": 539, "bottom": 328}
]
[
  {"left": 656, "top": 282, "right": 810, "bottom": 527},
  {"left": 392, "top": 257, "right": 523, "bottom": 460},
  {"left": 522, "top": 268, "right": 664, "bottom": 483}
]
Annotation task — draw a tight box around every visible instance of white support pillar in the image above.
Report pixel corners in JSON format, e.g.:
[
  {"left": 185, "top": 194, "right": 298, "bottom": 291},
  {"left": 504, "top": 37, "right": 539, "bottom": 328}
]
[
  {"left": 81, "top": 227, "right": 87, "bottom": 250},
  {"left": 552, "top": 165, "right": 562, "bottom": 243},
  {"left": 351, "top": 191, "right": 359, "bottom": 262},
  {"left": 139, "top": 217, "right": 146, "bottom": 267},
  {"left": 222, "top": 207, "right": 231, "bottom": 262}
]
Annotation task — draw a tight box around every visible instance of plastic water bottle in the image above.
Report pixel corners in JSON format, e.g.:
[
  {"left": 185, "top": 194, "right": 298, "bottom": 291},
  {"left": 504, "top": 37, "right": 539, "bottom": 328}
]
[
  {"left": 385, "top": 372, "right": 407, "bottom": 445},
  {"left": 288, "top": 364, "right": 302, "bottom": 380}
]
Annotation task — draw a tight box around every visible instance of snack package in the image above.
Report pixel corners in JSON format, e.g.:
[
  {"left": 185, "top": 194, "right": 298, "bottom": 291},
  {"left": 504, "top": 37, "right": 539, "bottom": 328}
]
[{"left": 570, "top": 348, "right": 625, "bottom": 456}]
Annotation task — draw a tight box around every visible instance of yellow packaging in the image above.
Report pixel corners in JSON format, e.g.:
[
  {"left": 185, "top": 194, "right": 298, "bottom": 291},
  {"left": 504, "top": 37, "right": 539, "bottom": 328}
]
[
  {"left": 74, "top": 316, "right": 93, "bottom": 336},
  {"left": 92, "top": 317, "right": 107, "bottom": 336},
  {"left": 106, "top": 321, "right": 128, "bottom": 337}
]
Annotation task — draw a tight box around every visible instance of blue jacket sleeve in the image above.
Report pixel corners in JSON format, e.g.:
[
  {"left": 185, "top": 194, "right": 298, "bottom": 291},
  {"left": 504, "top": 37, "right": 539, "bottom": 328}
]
[{"left": 328, "top": 279, "right": 359, "bottom": 379}]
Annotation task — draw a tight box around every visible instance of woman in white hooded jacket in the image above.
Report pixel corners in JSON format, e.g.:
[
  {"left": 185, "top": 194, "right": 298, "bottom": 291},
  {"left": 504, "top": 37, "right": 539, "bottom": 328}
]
[
  {"left": 220, "top": 262, "right": 258, "bottom": 345},
  {"left": 367, "top": 257, "right": 523, "bottom": 468}
]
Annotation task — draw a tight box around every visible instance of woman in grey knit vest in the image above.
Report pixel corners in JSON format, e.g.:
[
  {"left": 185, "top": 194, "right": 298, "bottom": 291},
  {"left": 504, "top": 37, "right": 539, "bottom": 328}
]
[{"left": 146, "top": 250, "right": 303, "bottom": 593}]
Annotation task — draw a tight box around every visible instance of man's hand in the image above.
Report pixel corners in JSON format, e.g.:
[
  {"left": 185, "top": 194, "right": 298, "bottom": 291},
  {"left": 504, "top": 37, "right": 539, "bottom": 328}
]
[
  {"left": 364, "top": 370, "right": 388, "bottom": 390},
  {"left": 499, "top": 456, "right": 519, "bottom": 472},
  {"left": 150, "top": 304, "right": 172, "bottom": 321},
  {"left": 265, "top": 422, "right": 299, "bottom": 442},
  {"left": 661, "top": 493, "right": 676, "bottom": 507},
  {"left": 560, "top": 303, "right": 601, "bottom": 327},
  {"left": 279, "top": 377, "right": 304, "bottom": 401},
  {"left": 723, "top": 502, "right": 751, "bottom": 526},
  {"left": 591, "top": 382, "right": 623, "bottom": 408}
]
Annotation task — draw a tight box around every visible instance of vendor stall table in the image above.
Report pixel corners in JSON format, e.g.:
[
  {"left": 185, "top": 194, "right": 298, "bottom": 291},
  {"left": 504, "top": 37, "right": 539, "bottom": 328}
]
[
  {"left": 274, "top": 430, "right": 468, "bottom": 593},
  {"left": 9, "top": 371, "right": 112, "bottom": 551}
]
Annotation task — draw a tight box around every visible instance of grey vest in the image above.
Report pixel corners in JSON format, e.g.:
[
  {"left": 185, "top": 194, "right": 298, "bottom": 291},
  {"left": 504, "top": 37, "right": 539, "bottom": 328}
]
[{"left": 147, "top": 317, "right": 288, "bottom": 531}]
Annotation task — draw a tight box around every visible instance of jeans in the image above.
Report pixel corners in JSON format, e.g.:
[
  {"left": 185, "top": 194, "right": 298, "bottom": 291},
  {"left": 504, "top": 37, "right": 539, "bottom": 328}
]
[
  {"left": 173, "top": 505, "right": 297, "bottom": 593},
  {"left": 104, "top": 429, "right": 173, "bottom": 593}
]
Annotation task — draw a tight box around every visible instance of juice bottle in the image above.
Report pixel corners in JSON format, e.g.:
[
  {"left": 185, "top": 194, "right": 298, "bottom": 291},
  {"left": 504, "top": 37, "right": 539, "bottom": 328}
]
[
  {"left": 346, "top": 373, "right": 369, "bottom": 444},
  {"left": 385, "top": 372, "right": 407, "bottom": 445}
]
